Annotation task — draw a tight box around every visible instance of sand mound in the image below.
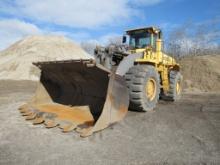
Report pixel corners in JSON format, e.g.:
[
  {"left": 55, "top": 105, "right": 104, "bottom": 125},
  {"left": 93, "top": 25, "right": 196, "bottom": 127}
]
[
  {"left": 0, "top": 35, "right": 93, "bottom": 80},
  {"left": 179, "top": 55, "right": 220, "bottom": 92}
]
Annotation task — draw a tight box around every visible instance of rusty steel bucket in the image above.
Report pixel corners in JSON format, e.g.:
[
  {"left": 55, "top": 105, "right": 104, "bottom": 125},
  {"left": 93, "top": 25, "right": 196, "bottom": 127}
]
[{"left": 18, "top": 59, "right": 129, "bottom": 137}]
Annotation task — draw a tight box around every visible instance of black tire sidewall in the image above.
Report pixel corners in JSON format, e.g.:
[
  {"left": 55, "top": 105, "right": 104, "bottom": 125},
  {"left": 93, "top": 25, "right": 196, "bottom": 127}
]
[
  {"left": 172, "top": 72, "right": 182, "bottom": 100},
  {"left": 141, "top": 66, "right": 160, "bottom": 111}
]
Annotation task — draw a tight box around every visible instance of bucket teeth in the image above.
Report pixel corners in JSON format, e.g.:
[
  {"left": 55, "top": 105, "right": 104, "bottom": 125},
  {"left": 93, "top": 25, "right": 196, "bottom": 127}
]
[
  {"left": 19, "top": 108, "right": 29, "bottom": 114},
  {"left": 62, "top": 124, "right": 77, "bottom": 133},
  {"left": 44, "top": 120, "right": 58, "bottom": 128},
  {"left": 18, "top": 104, "right": 29, "bottom": 110},
  {"left": 76, "top": 127, "right": 93, "bottom": 137},
  {"left": 58, "top": 121, "right": 77, "bottom": 132},
  {"left": 25, "top": 113, "right": 37, "bottom": 120},
  {"left": 32, "top": 117, "right": 44, "bottom": 124},
  {"left": 75, "top": 127, "right": 84, "bottom": 133},
  {"left": 22, "top": 111, "right": 32, "bottom": 116},
  {"left": 58, "top": 122, "right": 70, "bottom": 129}
]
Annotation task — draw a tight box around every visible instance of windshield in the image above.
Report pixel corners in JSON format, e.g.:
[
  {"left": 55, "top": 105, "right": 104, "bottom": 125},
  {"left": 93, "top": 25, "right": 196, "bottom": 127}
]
[{"left": 129, "top": 31, "right": 151, "bottom": 49}]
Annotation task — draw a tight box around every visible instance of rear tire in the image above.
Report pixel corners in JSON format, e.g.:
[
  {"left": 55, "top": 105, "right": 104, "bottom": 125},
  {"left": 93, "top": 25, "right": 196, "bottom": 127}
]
[
  {"left": 166, "top": 70, "right": 183, "bottom": 101},
  {"left": 125, "top": 65, "right": 160, "bottom": 112}
]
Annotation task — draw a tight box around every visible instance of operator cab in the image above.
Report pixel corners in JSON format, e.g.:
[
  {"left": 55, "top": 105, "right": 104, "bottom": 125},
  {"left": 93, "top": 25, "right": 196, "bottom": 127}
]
[{"left": 122, "top": 27, "right": 162, "bottom": 51}]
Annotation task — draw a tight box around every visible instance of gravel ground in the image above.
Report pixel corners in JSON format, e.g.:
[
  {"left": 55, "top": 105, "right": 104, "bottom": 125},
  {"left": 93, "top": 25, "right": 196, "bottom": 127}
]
[{"left": 0, "top": 81, "right": 219, "bottom": 165}]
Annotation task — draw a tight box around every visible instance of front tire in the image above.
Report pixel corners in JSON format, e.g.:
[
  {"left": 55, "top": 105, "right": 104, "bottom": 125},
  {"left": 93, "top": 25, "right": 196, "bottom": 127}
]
[{"left": 125, "top": 65, "right": 160, "bottom": 112}]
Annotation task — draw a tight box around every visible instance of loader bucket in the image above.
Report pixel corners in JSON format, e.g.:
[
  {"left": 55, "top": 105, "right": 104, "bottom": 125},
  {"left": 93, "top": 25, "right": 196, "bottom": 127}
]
[{"left": 19, "top": 59, "right": 129, "bottom": 137}]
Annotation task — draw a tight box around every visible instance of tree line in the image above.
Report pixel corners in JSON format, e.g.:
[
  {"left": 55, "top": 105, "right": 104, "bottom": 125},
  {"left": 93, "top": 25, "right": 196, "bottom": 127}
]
[{"left": 81, "top": 19, "right": 220, "bottom": 58}]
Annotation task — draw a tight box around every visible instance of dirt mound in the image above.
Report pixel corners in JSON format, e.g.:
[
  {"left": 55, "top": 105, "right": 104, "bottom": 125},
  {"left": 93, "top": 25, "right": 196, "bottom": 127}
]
[
  {"left": 179, "top": 55, "right": 220, "bottom": 92},
  {"left": 0, "top": 35, "right": 92, "bottom": 80}
]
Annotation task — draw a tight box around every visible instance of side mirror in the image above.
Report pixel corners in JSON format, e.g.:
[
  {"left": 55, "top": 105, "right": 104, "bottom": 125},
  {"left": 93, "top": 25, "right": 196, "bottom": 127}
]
[{"left": 122, "top": 36, "right": 127, "bottom": 43}]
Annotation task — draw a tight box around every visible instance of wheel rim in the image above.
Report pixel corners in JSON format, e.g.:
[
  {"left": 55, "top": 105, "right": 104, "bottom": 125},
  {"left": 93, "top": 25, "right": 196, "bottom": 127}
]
[
  {"left": 176, "top": 81, "right": 181, "bottom": 95},
  {"left": 145, "top": 78, "right": 156, "bottom": 101}
]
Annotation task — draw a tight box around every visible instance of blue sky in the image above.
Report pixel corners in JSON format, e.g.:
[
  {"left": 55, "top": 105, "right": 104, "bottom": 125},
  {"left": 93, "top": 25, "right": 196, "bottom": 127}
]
[{"left": 0, "top": 0, "right": 219, "bottom": 50}]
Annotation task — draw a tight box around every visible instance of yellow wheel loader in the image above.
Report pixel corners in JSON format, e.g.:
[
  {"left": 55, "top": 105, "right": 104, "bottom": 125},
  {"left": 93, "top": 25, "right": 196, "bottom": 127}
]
[{"left": 19, "top": 27, "right": 182, "bottom": 137}]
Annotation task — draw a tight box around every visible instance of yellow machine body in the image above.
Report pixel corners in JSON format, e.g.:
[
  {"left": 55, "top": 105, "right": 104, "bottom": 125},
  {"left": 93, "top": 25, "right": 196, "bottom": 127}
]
[{"left": 126, "top": 27, "right": 180, "bottom": 94}]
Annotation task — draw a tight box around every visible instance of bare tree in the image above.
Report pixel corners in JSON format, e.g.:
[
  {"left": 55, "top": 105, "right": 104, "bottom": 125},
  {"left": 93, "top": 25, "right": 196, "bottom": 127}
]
[
  {"left": 80, "top": 41, "right": 98, "bottom": 55},
  {"left": 107, "top": 36, "right": 122, "bottom": 45},
  {"left": 166, "top": 18, "right": 220, "bottom": 57}
]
